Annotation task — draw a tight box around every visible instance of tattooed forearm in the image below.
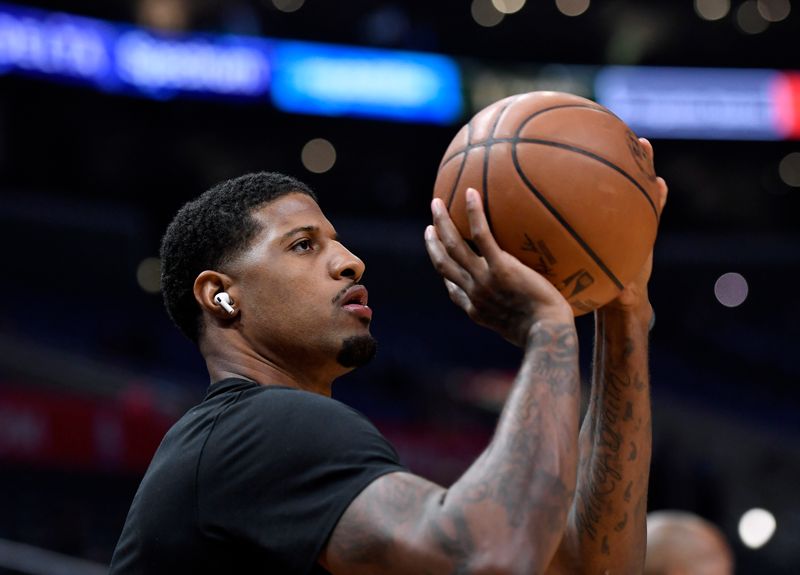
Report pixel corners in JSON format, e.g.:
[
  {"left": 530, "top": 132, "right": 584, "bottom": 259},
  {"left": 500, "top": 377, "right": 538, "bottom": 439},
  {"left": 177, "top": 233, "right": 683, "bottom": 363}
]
[
  {"left": 556, "top": 310, "right": 653, "bottom": 574},
  {"left": 448, "top": 320, "right": 579, "bottom": 543},
  {"left": 430, "top": 507, "right": 474, "bottom": 575}
]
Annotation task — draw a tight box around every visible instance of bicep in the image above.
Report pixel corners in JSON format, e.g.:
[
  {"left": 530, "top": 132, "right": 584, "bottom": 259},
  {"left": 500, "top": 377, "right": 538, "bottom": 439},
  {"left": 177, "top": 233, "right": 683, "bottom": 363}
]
[{"left": 320, "top": 471, "right": 456, "bottom": 575}]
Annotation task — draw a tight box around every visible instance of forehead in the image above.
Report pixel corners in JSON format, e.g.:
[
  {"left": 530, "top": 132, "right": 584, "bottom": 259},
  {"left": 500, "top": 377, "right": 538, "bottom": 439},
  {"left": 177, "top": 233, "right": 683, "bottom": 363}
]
[{"left": 251, "top": 192, "right": 332, "bottom": 238}]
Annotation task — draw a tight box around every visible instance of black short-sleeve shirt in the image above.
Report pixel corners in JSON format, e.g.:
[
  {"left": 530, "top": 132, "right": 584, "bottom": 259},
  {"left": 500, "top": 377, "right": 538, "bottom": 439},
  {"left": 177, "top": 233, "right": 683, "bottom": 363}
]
[{"left": 109, "top": 378, "right": 406, "bottom": 575}]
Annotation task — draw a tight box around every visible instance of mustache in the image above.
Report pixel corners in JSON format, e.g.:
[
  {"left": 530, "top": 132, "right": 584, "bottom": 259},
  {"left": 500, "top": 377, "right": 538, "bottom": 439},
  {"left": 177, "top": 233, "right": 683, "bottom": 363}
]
[{"left": 331, "top": 283, "right": 356, "bottom": 305}]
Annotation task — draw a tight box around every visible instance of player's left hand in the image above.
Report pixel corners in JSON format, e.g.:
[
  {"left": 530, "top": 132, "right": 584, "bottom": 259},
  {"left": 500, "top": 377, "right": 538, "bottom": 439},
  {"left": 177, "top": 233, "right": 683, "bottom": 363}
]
[{"left": 604, "top": 138, "right": 668, "bottom": 313}]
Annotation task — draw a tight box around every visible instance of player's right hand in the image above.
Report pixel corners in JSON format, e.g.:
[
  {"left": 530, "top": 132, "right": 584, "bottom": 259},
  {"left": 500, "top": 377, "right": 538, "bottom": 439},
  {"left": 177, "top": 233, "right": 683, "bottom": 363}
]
[{"left": 425, "top": 188, "right": 574, "bottom": 347}]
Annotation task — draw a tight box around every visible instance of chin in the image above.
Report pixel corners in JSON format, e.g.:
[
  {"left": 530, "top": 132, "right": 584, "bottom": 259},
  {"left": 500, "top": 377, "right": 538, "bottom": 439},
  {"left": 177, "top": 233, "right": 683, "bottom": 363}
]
[{"left": 336, "top": 334, "right": 377, "bottom": 368}]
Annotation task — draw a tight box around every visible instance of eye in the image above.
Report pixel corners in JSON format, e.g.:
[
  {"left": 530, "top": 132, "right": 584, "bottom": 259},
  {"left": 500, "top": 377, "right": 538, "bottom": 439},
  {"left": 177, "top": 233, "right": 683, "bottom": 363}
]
[{"left": 291, "top": 239, "right": 314, "bottom": 253}]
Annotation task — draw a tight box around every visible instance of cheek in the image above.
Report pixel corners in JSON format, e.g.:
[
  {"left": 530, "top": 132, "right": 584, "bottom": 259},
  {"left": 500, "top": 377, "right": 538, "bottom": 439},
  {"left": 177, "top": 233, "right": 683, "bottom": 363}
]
[{"left": 258, "top": 278, "right": 328, "bottom": 322}]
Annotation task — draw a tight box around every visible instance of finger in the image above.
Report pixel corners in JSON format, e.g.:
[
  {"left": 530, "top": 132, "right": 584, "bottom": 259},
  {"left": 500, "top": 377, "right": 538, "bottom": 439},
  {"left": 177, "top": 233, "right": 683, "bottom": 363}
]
[
  {"left": 464, "top": 188, "right": 502, "bottom": 265},
  {"left": 431, "top": 197, "right": 482, "bottom": 272},
  {"left": 638, "top": 137, "right": 653, "bottom": 160},
  {"left": 444, "top": 278, "right": 474, "bottom": 314},
  {"left": 424, "top": 224, "right": 474, "bottom": 292},
  {"left": 638, "top": 137, "right": 658, "bottom": 176},
  {"left": 656, "top": 176, "right": 669, "bottom": 210}
]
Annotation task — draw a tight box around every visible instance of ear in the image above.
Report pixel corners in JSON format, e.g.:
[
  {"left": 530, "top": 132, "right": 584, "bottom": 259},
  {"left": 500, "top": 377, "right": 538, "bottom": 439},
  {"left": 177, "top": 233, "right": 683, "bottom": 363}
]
[{"left": 194, "top": 270, "right": 239, "bottom": 320}]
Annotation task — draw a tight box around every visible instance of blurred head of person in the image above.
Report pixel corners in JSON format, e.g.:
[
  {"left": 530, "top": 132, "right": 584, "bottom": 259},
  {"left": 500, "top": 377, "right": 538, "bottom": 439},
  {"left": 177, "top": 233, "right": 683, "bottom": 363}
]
[{"left": 645, "top": 510, "right": 734, "bottom": 575}]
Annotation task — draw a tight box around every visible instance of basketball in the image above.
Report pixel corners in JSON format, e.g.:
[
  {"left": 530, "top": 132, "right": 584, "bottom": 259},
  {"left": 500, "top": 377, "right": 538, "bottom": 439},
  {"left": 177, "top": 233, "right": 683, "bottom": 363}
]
[{"left": 433, "top": 91, "right": 662, "bottom": 315}]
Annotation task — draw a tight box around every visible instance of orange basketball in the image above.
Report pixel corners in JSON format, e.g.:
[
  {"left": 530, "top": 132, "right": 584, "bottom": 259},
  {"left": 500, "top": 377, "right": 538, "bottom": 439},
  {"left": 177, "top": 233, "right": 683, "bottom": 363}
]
[{"left": 433, "top": 91, "right": 662, "bottom": 316}]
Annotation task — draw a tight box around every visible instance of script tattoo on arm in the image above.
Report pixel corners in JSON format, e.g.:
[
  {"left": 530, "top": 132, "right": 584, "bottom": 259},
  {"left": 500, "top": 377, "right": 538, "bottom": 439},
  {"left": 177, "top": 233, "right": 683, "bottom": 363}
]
[
  {"left": 548, "top": 309, "right": 652, "bottom": 574},
  {"left": 322, "top": 321, "right": 581, "bottom": 575}
]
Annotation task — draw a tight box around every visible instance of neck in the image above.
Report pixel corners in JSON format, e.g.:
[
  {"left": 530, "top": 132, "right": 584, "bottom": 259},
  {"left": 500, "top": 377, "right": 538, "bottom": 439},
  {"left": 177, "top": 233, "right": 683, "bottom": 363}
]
[{"left": 200, "top": 335, "right": 339, "bottom": 397}]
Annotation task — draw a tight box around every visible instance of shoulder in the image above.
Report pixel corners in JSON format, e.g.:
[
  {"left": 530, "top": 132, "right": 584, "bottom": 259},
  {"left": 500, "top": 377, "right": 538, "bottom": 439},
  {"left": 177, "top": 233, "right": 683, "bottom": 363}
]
[
  {"left": 233, "top": 386, "right": 375, "bottom": 430},
  {"left": 204, "top": 386, "right": 401, "bottom": 467}
]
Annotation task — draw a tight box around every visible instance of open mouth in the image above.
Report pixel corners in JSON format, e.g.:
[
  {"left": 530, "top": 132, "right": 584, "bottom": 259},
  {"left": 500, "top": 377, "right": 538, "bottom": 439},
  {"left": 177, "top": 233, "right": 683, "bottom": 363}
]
[
  {"left": 339, "top": 285, "right": 372, "bottom": 321},
  {"left": 341, "top": 286, "right": 368, "bottom": 307}
]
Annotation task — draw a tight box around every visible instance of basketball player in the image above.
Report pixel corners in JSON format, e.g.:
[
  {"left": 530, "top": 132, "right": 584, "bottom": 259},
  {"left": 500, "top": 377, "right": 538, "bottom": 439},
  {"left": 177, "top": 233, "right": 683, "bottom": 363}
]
[
  {"left": 110, "top": 140, "right": 667, "bottom": 574},
  {"left": 645, "top": 511, "right": 734, "bottom": 575}
]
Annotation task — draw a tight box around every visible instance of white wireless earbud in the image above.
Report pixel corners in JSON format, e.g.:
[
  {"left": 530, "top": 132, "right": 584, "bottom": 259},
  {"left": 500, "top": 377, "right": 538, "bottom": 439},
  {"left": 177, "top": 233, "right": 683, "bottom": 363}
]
[{"left": 214, "top": 292, "right": 235, "bottom": 314}]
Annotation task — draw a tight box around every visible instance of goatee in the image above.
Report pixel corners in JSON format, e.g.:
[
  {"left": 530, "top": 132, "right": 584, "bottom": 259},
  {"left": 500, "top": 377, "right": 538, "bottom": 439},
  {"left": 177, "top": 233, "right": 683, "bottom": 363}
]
[{"left": 336, "top": 335, "right": 378, "bottom": 368}]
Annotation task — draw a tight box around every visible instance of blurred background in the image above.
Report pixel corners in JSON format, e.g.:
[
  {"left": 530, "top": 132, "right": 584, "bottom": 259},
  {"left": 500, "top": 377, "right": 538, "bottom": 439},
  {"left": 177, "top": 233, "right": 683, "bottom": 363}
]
[{"left": 0, "top": 0, "right": 798, "bottom": 573}]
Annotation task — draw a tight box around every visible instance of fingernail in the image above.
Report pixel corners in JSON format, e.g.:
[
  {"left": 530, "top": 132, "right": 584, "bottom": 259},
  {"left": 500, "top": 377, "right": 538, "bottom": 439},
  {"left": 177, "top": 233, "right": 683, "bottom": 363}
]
[
  {"left": 424, "top": 225, "right": 434, "bottom": 240},
  {"left": 431, "top": 198, "right": 442, "bottom": 216},
  {"left": 466, "top": 188, "right": 477, "bottom": 204}
]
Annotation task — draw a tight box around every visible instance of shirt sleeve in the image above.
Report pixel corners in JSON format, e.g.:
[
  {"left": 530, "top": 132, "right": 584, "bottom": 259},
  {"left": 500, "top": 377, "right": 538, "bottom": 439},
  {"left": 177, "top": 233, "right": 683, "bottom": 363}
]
[{"left": 197, "top": 388, "right": 407, "bottom": 574}]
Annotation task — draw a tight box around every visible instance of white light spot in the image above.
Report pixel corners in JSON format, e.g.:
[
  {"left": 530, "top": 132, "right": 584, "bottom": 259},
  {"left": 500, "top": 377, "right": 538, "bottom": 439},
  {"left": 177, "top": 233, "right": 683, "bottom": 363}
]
[
  {"left": 491, "top": 0, "right": 526, "bottom": 15},
  {"left": 757, "top": 0, "right": 791, "bottom": 22},
  {"left": 555, "top": 0, "right": 591, "bottom": 17},
  {"left": 778, "top": 152, "right": 800, "bottom": 187},
  {"left": 136, "top": 257, "right": 161, "bottom": 294},
  {"left": 694, "top": 0, "right": 730, "bottom": 20},
  {"left": 736, "top": 0, "right": 769, "bottom": 33},
  {"left": 272, "top": 0, "right": 305, "bottom": 13},
  {"left": 301, "top": 138, "right": 336, "bottom": 174},
  {"left": 738, "top": 508, "right": 776, "bottom": 549},
  {"left": 714, "top": 272, "right": 749, "bottom": 307},
  {"left": 471, "top": 0, "right": 504, "bottom": 27}
]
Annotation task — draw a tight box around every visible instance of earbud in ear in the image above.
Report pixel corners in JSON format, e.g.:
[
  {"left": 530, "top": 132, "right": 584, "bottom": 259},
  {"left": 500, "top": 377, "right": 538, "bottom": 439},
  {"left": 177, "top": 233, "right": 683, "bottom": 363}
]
[{"left": 214, "top": 292, "right": 235, "bottom": 315}]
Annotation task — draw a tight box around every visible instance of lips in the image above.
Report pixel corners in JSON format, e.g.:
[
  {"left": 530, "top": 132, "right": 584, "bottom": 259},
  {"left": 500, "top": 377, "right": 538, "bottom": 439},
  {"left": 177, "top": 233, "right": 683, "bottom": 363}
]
[
  {"left": 338, "top": 285, "right": 372, "bottom": 322},
  {"left": 339, "top": 285, "right": 368, "bottom": 307}
]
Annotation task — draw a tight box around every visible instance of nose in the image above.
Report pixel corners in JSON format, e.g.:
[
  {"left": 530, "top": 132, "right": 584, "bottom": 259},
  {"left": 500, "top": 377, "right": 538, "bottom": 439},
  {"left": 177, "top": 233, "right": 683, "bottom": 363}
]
[{"left": 330, "top": 242, "right": 365, "bottom": 282}]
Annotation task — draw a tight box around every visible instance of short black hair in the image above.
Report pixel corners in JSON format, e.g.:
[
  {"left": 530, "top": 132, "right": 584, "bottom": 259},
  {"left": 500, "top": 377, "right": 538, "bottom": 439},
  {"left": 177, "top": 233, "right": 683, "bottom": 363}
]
[{"left": 160, "top": 172, "right": 317, "bottom": 343}]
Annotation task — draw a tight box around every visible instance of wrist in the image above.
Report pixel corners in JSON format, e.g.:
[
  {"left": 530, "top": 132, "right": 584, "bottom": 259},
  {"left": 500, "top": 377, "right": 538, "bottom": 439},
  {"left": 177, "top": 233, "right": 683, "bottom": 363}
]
[
  {"left": 596, "top": 300, "right": 653, "bottom": 332},
  {"left": 526, "top": 314, "right": 576, "bottom": 342}
]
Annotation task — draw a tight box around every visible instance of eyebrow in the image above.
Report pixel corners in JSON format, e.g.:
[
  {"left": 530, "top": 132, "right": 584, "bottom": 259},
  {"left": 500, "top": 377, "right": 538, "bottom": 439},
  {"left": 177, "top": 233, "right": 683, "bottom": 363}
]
[{"left": 280, "top": 225, "right": 339, "bottom": 242}]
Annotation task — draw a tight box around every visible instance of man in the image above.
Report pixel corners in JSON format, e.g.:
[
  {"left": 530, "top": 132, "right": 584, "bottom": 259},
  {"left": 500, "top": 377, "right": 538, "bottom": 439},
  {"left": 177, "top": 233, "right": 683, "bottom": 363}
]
[
  {"left": 111, "top": 139, "right": 667, "bottom": 574},
  {"left": 645, "top": 511, "right": 734, "bottom": 575}
]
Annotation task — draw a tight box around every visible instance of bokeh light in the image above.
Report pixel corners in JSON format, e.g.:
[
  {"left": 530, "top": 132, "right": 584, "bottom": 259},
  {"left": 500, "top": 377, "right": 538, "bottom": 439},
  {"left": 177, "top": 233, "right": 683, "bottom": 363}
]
[
  {"left": 738, "top": 508, "right": 777, "bottom": 549},
  {"left": 272, "top": 0, "right": 305, "bottom": 13},
  {"left": 136, "top": 257, "right": 161, "bottom": 294},
  {"left": 694, "top": 0, "right": 731, "bottom": 20},
  {"left": 736, "top": 0, "right": 769, "bottom": 33},
  {"left": 472, "top": 0, "right": 504, "bottom": 27},
  {"left": 757, "top": 0, "right": 791, "bottom": 22},
  {"left": 778, "top": 152, "right": 800, "bottom": 187},
  {"left": 491, "top": 0, "right": 526, "bottom": 15},
  {"left": 714, "top": 272, "right": 749, "bottom": 307},
  {"left": 301, "top": 138, "right": 337, "bottom": 174},
  {"left": 555, "top": 0, "right": 591, "bottom": 17}
]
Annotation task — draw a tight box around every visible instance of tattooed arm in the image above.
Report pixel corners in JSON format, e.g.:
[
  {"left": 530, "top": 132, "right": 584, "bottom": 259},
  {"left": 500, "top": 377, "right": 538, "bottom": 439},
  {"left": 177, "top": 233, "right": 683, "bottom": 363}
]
[
  {"left": 320, "top": 188, "right": 581, "bottom": 575},
  {"left": 546, "top": 302, "right": 653, "bottom": 575},
  {"left": 548, "top": 141, "right": 668, "bottom": 574}
]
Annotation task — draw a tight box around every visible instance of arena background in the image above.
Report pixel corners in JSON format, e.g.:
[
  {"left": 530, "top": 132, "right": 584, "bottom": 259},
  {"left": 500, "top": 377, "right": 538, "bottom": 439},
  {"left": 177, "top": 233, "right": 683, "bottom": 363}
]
[{"left": 0, "top": 0, "right": 798, "bottom": 572}]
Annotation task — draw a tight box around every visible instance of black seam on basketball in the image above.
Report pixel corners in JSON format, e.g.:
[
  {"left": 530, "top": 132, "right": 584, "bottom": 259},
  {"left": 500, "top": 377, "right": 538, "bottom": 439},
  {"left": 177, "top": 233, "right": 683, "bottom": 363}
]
[
  {"left": 516, "top": 138, "right": 659, "bottom": 219},
  {"left": 444, "top": 120, "right": 475, "bottom": 209},
  {"left": 439, "top": 120, "right": 472, "bottom": 212},
  {"left": 446, "top": 150, "right": 469, "bottom": 210},
  {"left": 438, "top": 120, "right": 474, "bottom": 173},
  {"left": 483, "top": 97, "right": 520, "bottom": 234},
  {"left": 441, "top": 104, "right": 615, "bottom": 167},
  {"left": 510, "top": 144, "right": 625, "bottom": 291},
  {"left": 441, "top": 146, "right": 471, "bottom": 167},
  {"left": 517, "top": 104, "right": 612, "bottom": 132},
  {"left": 439, "top": 136, "right": 658, "bottom": 220},
  {"left": 438, "top": 150, "right": 466, "bottom": 171},
  {"left": 511, "top": 102, "right": 657, "bottom": 220}
]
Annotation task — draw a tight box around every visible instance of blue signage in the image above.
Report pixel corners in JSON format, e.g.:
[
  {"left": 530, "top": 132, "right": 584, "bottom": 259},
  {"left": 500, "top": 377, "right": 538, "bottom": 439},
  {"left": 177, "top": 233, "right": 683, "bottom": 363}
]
[
  {"left": 595, "top": 66, "right": 782, "bottom": 140},
  {"left": 271, "top": 41, "right": 463, "bottom": 124},
  {"left": 0, "top": 1, "right": 463, "bottom": 123}
]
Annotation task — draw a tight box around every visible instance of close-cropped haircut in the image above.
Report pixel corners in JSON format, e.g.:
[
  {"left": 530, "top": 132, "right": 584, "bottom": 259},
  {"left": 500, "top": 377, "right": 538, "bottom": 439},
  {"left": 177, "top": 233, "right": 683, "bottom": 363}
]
[{"left": 160, "top": 172, "right": 317, "bottom": 343}]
